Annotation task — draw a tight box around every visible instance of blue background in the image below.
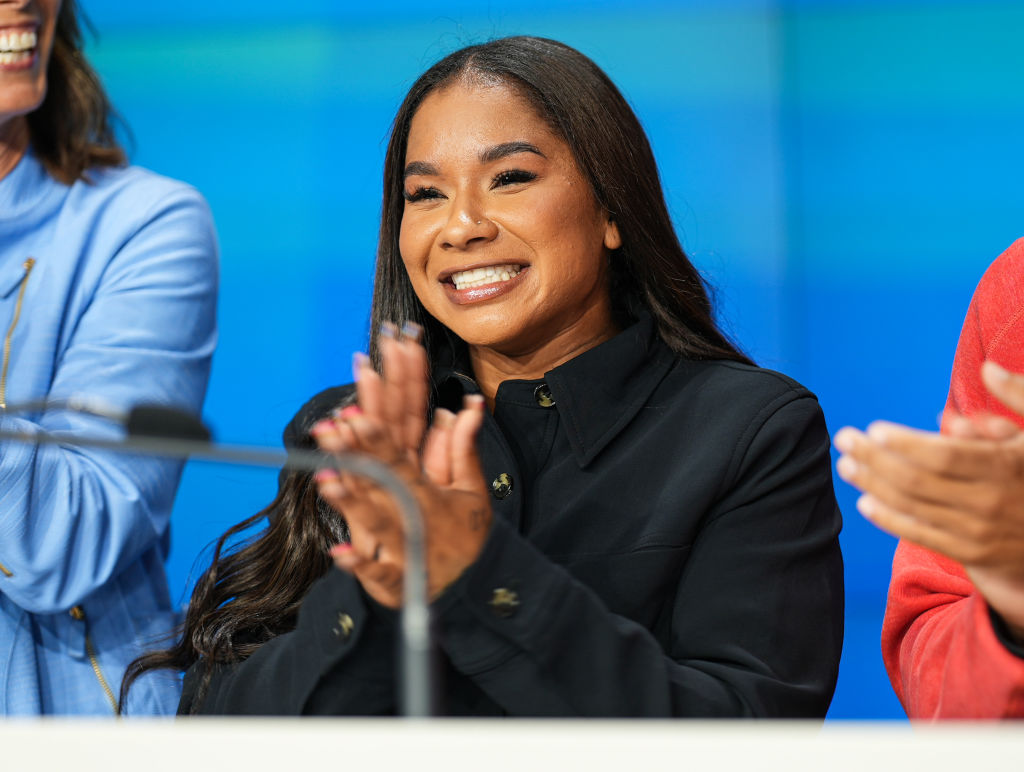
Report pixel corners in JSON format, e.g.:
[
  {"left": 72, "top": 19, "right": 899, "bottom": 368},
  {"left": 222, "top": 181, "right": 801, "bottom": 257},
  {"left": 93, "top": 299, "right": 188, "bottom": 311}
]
[{"left": 80, "top": 0, "right": 1024, "bottom": 719}]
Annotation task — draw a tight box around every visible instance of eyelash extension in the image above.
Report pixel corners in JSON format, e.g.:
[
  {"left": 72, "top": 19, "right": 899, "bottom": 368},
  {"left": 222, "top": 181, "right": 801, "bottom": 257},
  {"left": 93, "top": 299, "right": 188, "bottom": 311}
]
[
  {"left": 492, "top": 169, "right": 537, "bottom": 187},
  {"left": 403, "top": 186, "right": 443, "bottom": 203},
  {"left": 403, "top": 169, "right": 537, "bottom": 202}
]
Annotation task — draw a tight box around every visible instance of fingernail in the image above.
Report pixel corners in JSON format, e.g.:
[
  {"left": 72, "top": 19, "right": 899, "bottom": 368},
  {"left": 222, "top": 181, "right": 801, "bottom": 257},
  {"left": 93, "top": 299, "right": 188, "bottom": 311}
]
[
  {"left": 401, "top": 321, "right": 423, "bottom": 342},
  {"left": 310, "top": 419, "right": 334, "bottom": 436},
  {"left": 380, "top": 321, "right": 398, "bottom": 339},
  {"left": 352, "top": 352, "right": 369, "bottom": 381},
  {"left": 329, "top": 543, "right": 352, "bottom": 557},
  {"left": 314, "top": 468, "right": 338, "bottom": 483},
  {"left": 866, "top": 423, "right": 890, "bottom": 445},
  {"left": 836, "top": 456, "right": 858, "bottom": 480},
  {"left": 465, "top": 394, "right": 485, "bottom": 410},
  {"left": 339, "top": 405, "right": 363, "bottom": 419},
  {"left": 434, "top": 408, "right": 456, "bottom": 427},
  {"left": 856, "top": 495, "right": 877, "bottom": 517},
  {"left": 833, "top": 428, "right": 855, "bottom": 453},
  {"left": 984, "top": 360, "right": 1010, "bottom": 382}
]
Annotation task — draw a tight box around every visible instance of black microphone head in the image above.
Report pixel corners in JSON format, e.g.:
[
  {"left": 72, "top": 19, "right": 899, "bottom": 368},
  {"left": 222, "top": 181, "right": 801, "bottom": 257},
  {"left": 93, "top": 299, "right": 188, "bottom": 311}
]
[{"left": 126, "top": 404, "right": 212, "bottom": 442}]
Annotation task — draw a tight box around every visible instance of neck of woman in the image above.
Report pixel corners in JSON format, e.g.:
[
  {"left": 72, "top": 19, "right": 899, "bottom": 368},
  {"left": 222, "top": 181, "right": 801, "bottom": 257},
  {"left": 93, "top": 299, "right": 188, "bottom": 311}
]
[
  {"left": 0, "top": 117, "right": 29, "bottom": 183},
  {"left": 468, "top": 317, "right": 620, "bottom": 409}
]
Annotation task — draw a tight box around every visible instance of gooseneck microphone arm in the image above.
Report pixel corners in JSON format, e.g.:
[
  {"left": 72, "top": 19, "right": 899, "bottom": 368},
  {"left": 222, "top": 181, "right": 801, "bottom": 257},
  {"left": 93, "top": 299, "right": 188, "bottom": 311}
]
[{"left": 0, "top": 400, "right": 431, "bottom": 718}]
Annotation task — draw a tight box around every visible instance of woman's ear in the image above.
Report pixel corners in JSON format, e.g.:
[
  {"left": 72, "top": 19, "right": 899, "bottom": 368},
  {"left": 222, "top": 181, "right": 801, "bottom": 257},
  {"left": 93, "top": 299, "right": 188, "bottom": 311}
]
[{"left": 604, "top": 219, "right": 622, "bottom": 250}]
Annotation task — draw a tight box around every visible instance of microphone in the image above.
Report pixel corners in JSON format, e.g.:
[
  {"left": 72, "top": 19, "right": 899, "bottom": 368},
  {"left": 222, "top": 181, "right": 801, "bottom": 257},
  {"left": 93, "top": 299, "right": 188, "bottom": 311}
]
[{"left": 0, "top": 398, "right": 431, "bottom": 718}]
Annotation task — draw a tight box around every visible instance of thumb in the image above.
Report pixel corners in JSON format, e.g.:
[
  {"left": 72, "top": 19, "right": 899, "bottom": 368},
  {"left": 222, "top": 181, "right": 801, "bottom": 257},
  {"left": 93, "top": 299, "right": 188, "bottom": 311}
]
[
  {"left": 450, "top": 395, "right": 487, "bottom": 493},
  {"left": 982, "top": 361, "right": 1024, "bottom": 418}
]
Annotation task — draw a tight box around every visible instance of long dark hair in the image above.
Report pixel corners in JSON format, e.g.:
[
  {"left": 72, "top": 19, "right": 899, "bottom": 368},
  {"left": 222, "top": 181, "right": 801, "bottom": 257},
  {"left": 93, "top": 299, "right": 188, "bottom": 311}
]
[
  {"left": 26, "top": 1, "right": 126, "bottom": 184},
  {"left": 122, "top": 36, "right": 750, "bottom": 713}
]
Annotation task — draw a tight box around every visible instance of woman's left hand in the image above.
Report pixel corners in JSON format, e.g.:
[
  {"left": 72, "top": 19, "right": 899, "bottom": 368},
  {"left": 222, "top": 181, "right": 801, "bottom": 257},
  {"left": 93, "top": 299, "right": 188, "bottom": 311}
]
[
  {"left": 312, "top": 324, "right": 492, "bottom": 609},
  {"left": 834, "top": 361, "right": 1024, "bottom": 642}
]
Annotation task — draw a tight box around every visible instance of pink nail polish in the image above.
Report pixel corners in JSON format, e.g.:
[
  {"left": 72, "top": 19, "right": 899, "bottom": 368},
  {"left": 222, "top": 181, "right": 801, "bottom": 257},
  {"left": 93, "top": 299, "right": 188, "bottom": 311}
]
[{"left": 339, "top": 405, "right": 363, "bottom": 419}]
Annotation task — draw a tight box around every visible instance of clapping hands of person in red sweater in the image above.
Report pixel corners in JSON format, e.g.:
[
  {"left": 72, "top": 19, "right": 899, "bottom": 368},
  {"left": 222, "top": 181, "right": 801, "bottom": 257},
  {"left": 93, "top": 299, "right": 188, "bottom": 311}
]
[{"left": 834, "top": 361, "right": 1024, "bottom": 645}]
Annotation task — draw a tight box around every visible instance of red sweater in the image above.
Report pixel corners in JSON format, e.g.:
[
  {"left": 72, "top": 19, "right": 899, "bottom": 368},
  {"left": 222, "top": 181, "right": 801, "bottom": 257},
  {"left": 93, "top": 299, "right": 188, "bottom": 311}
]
[{"left": 882, "top": 238, "right": 1024, "bottom": 718}]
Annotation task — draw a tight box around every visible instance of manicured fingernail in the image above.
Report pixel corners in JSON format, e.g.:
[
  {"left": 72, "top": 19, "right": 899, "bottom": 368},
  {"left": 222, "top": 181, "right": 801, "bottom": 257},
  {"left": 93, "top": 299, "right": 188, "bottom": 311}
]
[
  {"left": 380, "top": 321, "right": 398, "bottom": 339},
  {"left": 310, "top": 419, "right": 335, "bottom": 436},
  {"left": 856, "top": 495, "right": 877, "bottom": 517},
  {"left": 465, "top": 394, "right": 485, "bottom": 410},
  {"left": 984, "top": 360, "right": 1010, "bottom": 382},
  {"left": 836, "top": 456, "right": 858, "bottom": 480},
  {"left": 339, "top": 405, "right": 363, "bottom": 419},
  {"left": 833, "top": 428, "right": 855, "bottom": 453},
  {"left": 352, "top": 352, "right": 369, "bottom": 381},
  {"left": 866, "top": 423, "right": 890, "bottom": 445},
  {"left": 314, "top": 468, "right": 338, "bottom": 483},
  {"left": 401, "top": 321, "right": 423, "bottom": 342},
  {"left": 434, "top": 408, "right": 456, "bottom": 427},
  {"left": 329, "top": 543, "right": 352, "bottom": 557}
]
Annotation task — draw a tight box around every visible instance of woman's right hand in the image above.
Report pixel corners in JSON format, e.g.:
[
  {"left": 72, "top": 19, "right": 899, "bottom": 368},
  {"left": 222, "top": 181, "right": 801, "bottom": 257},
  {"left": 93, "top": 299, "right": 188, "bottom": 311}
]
[{"left": 311, "top": 324, "right": 492, "bottom": 609}]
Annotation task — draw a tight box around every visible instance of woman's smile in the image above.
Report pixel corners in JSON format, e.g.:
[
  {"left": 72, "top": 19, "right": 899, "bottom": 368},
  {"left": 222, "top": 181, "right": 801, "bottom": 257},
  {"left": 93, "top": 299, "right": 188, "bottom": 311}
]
[
  {"left": 441, "top": 262, "right": 529, "bottom": 304},
  {"left": 0, "top": 27, "right": 37, "bottom": 69}
]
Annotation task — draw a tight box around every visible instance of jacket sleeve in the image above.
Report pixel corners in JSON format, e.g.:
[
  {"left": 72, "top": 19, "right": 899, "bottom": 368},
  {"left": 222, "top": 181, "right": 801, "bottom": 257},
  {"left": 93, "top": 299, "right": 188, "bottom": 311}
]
[
  {"left": 882, "top": 541, "right": 1024, "bottom": 718},
  {"left": 183, "top": 569, "right": 397, "bottom": 716},
  {"left": 881, "top": 239, "right": 1024, "bottom": 718},
  {"left": 0, "top": 185, "right": 217, "bottom": 613},
  {"left": 433, "top": 394, "right": 844, "bottom": 717}
]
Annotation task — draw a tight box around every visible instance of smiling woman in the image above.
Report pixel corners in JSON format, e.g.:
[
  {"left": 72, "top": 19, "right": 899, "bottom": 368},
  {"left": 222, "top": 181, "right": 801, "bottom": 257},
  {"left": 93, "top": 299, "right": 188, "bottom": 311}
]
[
  {"left": 126, "top": 36, "right": 843, "bottom": 718},
  {"left": 0, "top": 0, "right": 216, "bottom": 715}
]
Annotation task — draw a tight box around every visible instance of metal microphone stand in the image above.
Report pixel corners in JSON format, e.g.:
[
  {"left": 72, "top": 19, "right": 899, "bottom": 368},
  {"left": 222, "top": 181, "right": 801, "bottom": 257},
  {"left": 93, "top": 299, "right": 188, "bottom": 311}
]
[{"left": 0, "top": 400, "right": 432, "bottom": 717}]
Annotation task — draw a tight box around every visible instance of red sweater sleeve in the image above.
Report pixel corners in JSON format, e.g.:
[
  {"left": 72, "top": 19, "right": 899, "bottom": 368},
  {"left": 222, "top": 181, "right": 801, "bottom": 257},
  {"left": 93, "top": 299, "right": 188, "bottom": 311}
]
[{"left": 881, "top": 238, "right": 1024, "bottom": 718}]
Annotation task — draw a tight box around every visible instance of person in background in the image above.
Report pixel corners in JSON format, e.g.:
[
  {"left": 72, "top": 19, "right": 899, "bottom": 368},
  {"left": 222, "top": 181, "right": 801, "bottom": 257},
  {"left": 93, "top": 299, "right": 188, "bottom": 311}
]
[
  {"left": 129, "top": 36, "right": 842, "bottom": 717},
  {"left": 835, "top": 238, "right": 1024, "bottom": 718},
  {"left": 0, "top": 0, "right": 217, "bottom": 714}
]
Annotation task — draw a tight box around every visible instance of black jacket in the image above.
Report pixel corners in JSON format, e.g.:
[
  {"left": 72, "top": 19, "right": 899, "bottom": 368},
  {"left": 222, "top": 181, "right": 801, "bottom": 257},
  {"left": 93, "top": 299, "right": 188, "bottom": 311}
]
[{"left": 182, "top": 316, "right": 844, "bottom": 717}]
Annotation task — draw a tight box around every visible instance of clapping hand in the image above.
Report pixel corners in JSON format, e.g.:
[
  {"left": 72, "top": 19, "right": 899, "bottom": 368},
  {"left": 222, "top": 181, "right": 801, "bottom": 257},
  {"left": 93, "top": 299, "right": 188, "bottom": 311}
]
[
  {"left": 834, "top": 361, "right": 1024, "bottom": 642},
  {"left": 311, "top": 323, "right": 492, "bottom": 609}
]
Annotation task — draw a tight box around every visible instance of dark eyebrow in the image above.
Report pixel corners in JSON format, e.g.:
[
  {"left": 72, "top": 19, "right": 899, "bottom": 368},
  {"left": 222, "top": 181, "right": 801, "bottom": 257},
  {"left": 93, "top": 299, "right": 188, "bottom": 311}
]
[
  {"left": 479, "top": 142, "right": 546, "bottom": 164},
  {"left": 403, "top": 161, "right": 439, "bottom": 180}
]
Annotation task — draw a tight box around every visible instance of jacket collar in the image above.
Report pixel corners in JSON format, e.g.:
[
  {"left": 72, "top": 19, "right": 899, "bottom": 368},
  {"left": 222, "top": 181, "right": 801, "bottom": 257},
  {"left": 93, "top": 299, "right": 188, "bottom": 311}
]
[{"left": 433, "top": 313, "right": 677, "bottom": 468}]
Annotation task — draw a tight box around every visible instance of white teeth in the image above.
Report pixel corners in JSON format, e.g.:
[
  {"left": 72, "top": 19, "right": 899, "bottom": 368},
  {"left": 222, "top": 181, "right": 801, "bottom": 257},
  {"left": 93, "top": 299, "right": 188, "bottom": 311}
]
[
  {"left": 0, "top": 30, "right": 36, "bottom": 53},
  {"left": 450, "top": 264, "right": 522, "bottom": 291},
  {"left": 0, "top": 50, "right": 31, "bottom": 66}
]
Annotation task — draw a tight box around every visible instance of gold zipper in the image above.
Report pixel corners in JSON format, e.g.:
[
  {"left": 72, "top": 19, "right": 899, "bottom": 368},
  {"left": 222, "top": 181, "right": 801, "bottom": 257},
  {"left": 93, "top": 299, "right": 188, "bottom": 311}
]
[
  {"left": 70, "top": 605, "right": 119, "bottom": 714},
  {"left": 0, "top": 257, "right": 35, "bottom": 409},
  {"left": 0, "top": 561, "right": 11, "bottom": 578}
]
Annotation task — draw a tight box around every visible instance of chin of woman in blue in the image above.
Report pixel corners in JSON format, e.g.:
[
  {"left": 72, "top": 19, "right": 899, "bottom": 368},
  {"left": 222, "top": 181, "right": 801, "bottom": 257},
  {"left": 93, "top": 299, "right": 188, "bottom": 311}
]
[
  {"left": 130, "top": 36, "right": 841, "bottom": 718},
  {"left": 0, "top": 1, "right": 217, "bottom": 715}
]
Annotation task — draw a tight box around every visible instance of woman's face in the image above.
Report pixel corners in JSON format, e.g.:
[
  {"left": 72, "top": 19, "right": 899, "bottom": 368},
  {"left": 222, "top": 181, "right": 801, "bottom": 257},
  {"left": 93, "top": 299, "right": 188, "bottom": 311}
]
[
  {"left": 0, "top": 0, "right": 61, "bottom": 131},
  {"left": 399, "top": 79, "right": 621, "bottom": 359}
]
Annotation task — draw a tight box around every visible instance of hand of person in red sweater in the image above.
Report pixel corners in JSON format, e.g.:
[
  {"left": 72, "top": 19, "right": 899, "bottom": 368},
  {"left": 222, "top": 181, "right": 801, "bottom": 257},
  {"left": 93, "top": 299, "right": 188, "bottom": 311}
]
[{"left": 835, "top": 361, "right": 1024, "bottom": 644}]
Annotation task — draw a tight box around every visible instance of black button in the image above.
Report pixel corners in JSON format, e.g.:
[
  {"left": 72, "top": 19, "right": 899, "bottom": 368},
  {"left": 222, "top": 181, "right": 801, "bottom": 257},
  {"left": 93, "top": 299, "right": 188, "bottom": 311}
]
[
  {"left": 489, "top": 588, "right": 520, "bottom": 618},
  {"left": 491, "top": 473, "right": 513, "bottom": 499},
  {"left": 332, "top": 612, "right": 354, "bottom": 640},
  {"left": 534, "top": 383, "right": 555, "bottom": 408}
]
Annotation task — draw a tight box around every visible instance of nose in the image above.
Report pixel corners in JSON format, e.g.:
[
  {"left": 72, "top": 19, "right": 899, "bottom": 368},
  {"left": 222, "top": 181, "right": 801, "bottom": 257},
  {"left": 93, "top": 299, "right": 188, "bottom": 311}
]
[{"left": 439, "top": 194, "right": 498, "bottom": 251}]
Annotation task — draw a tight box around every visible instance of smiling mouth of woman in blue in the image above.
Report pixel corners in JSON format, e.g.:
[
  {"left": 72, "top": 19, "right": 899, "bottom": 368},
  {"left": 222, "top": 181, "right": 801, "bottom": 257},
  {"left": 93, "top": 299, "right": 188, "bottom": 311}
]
[
  {"left": 0, "top": 28, "right": 37, "bottom": 67},
  {"left": 447, "top": 263, "right": 524, "bottom": 291}
]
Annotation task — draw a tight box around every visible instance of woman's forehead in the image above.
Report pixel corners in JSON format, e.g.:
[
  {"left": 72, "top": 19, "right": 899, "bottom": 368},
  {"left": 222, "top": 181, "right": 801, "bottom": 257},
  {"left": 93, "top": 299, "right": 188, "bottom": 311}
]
[{"left": 405, "top": 81, "right": 558, "bottom": 161}]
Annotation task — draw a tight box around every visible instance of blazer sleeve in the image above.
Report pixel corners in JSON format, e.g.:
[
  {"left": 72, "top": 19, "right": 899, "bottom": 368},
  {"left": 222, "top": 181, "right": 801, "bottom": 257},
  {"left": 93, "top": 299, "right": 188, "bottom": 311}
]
[
  {"left": 433, "top": 393, "right": 844, "bottom": 717},
  {"left": 882, "top": 238, "right": 1024, "bottom": 718},
  {"left": 0, "top": 185, "right": 217, "bottom": 613},
  {"left": 183, "top": 569, "right": 398, "bottom": 716}
]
